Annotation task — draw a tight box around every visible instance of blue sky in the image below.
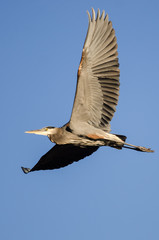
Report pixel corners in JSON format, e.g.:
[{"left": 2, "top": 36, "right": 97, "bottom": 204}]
[{"left": 1, "top": 0, "right": 159, "bottom": 239}]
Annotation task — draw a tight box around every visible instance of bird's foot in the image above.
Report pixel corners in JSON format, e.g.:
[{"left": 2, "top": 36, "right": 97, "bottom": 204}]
[{"left": 135, "top": 146, "right": 154, "bottom": 153}]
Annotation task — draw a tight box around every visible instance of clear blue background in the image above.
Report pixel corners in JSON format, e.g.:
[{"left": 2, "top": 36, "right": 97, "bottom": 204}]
[{"left": 1, "top": 0, "right": 159, "bottom": 239}]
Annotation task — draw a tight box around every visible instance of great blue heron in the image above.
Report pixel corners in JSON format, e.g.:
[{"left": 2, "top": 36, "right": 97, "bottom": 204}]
[{"left": 22, "top": 9, "right": 153, "bottom": 174}]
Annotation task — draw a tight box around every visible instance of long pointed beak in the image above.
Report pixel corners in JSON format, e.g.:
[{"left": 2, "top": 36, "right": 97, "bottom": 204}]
[{"left": 25, "top": 129, "right": 47, "bottom": 136}]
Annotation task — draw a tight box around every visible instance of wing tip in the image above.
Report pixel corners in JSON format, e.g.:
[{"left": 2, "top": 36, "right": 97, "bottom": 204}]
[
  {"left": 87, "top": 8, "right": 95, "bottom": 22},
  {"left": 91, "top": 8, "right": 95, "bottom": 21},
  {"left": 87, "top": 8, "right": 108, "bottom": 20},
  {"left": 96, "top": 9, "right": 100, "bottom": 20},
  {"left": 21, "top": 167, "right": 31, "bottom": 174}
]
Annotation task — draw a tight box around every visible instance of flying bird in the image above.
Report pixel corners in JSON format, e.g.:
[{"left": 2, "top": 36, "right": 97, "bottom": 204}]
[{"left": 22, "top": 9, "right": 153, "bottom": 174}]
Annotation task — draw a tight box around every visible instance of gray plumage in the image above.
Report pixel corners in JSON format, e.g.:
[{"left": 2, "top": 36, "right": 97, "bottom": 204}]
[
  {"left": 22, "top": 9, "right": 153, "bottom": 174},
  {"left": 70, "top": 9, "right": 119, "bottom": 134}
]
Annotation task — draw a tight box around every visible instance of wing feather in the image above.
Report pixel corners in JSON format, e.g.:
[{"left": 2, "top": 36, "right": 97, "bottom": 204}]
[
  {"left": 70, "top": 9, "right": 120, "bottom": 133},
  {"left": 22, "top": 144, "right": 99, "bottom": 172}
]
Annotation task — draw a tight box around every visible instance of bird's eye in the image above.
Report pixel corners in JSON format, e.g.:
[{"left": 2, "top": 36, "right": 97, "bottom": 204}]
[{"left": 45, "top": 128, "right": 48, "bottom": 131}]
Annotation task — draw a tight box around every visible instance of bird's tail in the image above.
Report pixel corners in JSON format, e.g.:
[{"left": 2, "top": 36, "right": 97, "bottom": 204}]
[
  {"left": 115, "top": 134, "right": 127, "bottom": 142},
  {"left": 109, "top": 134, "right": 127, "bottom": 149}
]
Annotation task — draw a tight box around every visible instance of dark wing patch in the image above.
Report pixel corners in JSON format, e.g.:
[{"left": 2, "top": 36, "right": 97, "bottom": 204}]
[{"left": 22, "top": 144, "right": 99, "bottom": 173}]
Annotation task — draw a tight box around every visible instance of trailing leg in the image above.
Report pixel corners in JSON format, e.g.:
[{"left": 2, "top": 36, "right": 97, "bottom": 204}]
[{"left": 123, "top": 142, "right": 154, "bottom": 152}]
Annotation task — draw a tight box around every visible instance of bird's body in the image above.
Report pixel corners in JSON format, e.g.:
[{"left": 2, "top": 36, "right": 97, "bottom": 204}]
[
  {"left": 22, "top": 9, "right": 153, "bottom": 174},
  {"left": 41, "top": 124, "right": 125, "bottom": 147}
]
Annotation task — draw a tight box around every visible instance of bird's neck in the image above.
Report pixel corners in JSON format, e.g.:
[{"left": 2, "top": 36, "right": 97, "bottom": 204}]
[{"left": 48, "top": 127, "right": 63, "bottom": 143}]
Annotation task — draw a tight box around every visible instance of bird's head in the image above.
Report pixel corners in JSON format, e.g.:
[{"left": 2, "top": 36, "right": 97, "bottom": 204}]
[{"left": 25, "top": 126, "right": 58, "bottom": 136}]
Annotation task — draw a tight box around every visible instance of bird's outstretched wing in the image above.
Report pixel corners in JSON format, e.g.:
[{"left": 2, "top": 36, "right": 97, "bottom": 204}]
[
  {"left": 70, "top": 9, "right": 120, "bottom": 133},
  {"left": 21, "top": 144, "right": 99, "bottom": 173}
]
